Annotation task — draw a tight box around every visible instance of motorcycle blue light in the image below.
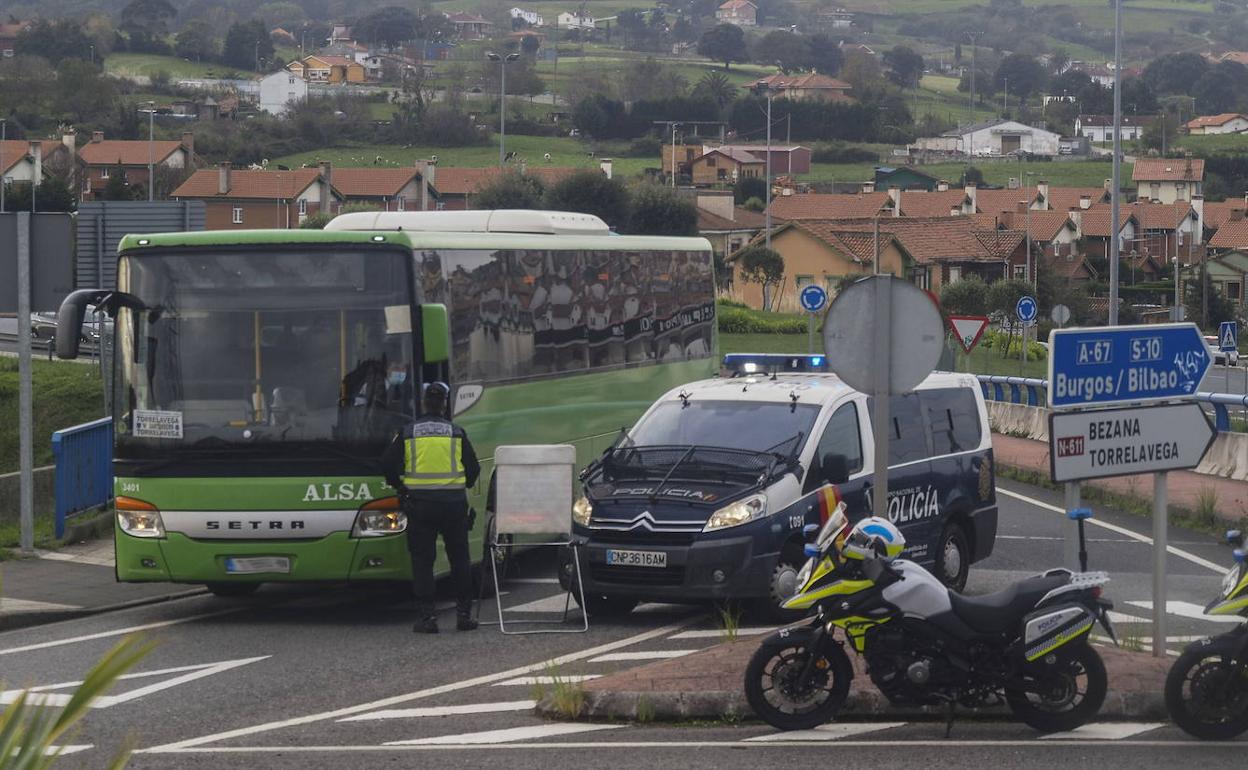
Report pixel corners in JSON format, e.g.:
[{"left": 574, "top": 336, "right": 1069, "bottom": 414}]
[
  {"left": 1234, "top": 549, "right": 1246, "bottom": 564},
  {"left": 804, "top": 543, "right": 821, "bottom": 558}
]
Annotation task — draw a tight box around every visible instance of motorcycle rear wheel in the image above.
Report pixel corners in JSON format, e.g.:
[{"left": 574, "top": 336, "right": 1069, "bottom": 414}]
[
  {"left": 1006, "top": 643, "right": 1107, "bottom": 733},
  {"left": 1165, "top": 638, "right": 1248, "bottom": 740},
  {"left": 744, "top": 638, "right": 852, "bottom": 731}
]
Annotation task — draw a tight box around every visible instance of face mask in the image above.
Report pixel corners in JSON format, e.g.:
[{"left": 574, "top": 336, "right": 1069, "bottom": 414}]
[{"left": 387, "top": 371, "right": 407, "bottom": 387}]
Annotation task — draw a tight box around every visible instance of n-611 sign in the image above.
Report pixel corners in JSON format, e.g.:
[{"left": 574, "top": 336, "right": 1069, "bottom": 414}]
[{"left": 1047, "top": 323, "right": 1211, "bottom": 409}]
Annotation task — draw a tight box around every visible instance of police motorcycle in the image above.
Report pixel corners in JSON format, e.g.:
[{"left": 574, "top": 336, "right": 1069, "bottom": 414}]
[
  {"left": 1164, "top": 529, "right": 1248, "bottom": 740},
  {"left": 744, "top": 504, "right": 1116, "bottom": 733}
]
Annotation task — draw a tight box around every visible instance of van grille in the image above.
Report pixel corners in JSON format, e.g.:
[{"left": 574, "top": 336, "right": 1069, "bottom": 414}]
[{"left": 591, "top": 530, "right": 697, "bottom": 546}]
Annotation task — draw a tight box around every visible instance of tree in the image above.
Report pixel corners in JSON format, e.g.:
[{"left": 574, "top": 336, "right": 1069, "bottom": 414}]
[
  {"left": 1186, "top": 270, "right": 1238, "bottom": 333},
  {"left": 175, "top": 20, "right": 218, "bottom": 62},
  {"left": 1142, "top": 52, "right": 1210, "bottom": 97},
  {"left": 354, "top": 6, "right": 420, "bottom": 50},
  {"left": 734, "top": 175, "right": 767, "bottom": 204},
  {"left": 736, "top": 244, "right": 785, "bottom": 311},
  {"left": 939, "top": 274, "right": 989, "bottom": 316},
  {"left": 697, "top": 24, "right": 748, "bottom": 70},
  {"left": 754, "top": 31, "right": 808, "bottom": 74},
  {"left": 883, "top": 46, "right": 924, "bottom": 88},
  {"left": 52, "top": 59, "right": 117, "bottom": 122},
  {"left": 472, "top": 170, "right": 546, "bottom": 209},
  {"left": 807, "top": 34, "right": 842, "bottom": 76},
  {"left": 120, "top": 0, "right": 177, "bottom": 52},
  {"left": 839, "top": 49, "right": 884, "bottom": 92},
  {"left": 543, "top": 170, "right": 630, "bottom": 229},
  {"left": 994, "top": 53, "right": 1047, "bottom": 101},
  {"left": 520, "top": 34, "right": 540, "bottom": 57},
  {"left": 572, "top": 93, "right": 626, "bottom": 139},
  {"left": 15, "top": 19, "right": 96, "bottom": 65},
  {"left": 626, "top": 183, "right": 698, "bottom": 236},
  {"left": 222, "top": 20, "right": 274, "bottom": 71},
  {"left": 99, "top": 165, "right": 137, "bottom": 201},
  {"left": 695, "top": 70, "right": 736, "bottom": 109},
  {"left": 986, "top": 278, "right": 1033, "bottom": 357}
]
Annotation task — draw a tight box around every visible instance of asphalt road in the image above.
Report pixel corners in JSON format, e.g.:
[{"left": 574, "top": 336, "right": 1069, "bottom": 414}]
[{"left": 0, "top": 479, "right": 1243, "bottom": 768}]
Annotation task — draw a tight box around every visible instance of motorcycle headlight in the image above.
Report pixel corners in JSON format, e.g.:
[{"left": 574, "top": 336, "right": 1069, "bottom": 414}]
[
  {"left": 352, "top": 497, "right": 407, "bottom": 537},
  {"left": 572, "top": 496, "right": 593, "bottom": 527},
  {"left": 704, "top": 494, "right": 767, "bottom": 532},
  {"left": 794, "top": 557, "right": 814, "bottom": 590},
  {"left": 116, "top": 496, "right": 165, "bottom": 538},
  {"left": 1222, "top": 564, "right": 1242, "bottom": 599}
]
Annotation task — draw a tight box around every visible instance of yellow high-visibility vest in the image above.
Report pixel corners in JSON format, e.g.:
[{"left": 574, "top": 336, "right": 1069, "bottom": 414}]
[{"left": 402, "top": 420, "right": 467, "bottom": 489}]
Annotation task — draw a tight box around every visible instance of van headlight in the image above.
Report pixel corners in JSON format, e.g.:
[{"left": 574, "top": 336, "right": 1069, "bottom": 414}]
[
  {"left": 704, "top": 494, "right": 767, "bottom": 532},
  {"left": 116, "top": 496, "right": 165, "bottom": 538},
  {"left": 572, "top": 496, "right": 593, "bottom": 527},
  {"left": 352, "top": 497, "right": 407, "bottom": 537}
]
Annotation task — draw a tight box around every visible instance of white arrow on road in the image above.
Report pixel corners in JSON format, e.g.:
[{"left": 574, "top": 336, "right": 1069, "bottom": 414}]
[
  {"left": 1049, "top": 402, "right": 1216, "bottom": 483},
  {"left": 0, "top": 656, "right": 270, "bottom": 709}
]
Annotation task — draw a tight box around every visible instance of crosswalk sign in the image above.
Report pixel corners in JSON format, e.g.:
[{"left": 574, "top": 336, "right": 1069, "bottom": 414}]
[{"left": 1220, "top": 321, "right": 1238, "bottom": 352}]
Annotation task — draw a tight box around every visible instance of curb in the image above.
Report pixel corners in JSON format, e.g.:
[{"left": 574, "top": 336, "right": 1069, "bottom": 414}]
[
  {"left": 0, "top": 588, "right": 207, "bottom": 633},
  {"left": 538, "top": 685, "right": 1167, "bottom": 723}
]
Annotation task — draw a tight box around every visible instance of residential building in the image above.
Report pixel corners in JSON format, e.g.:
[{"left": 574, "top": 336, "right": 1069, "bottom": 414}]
[
  {"left": 661, "top": 144, "right": 705, "bottom": 179},
  {"left": 1042, "top": 184, "right": 1110, "bottom": 213},
  {"left": 430, "top": 164, "right": 592, "bottom": 210},
  {"left": 1121, "top": 201, "right": 1202, "bottom": 262},
  {"left": 0, "top": 137, "right": 75, "bottom": 190},
  {"left": 1068, "top": 62, "right": 1115, "bottom": 88},
  {"left": 510, "top": 7, "right": 544, "bottom": 26},
  {"left": 1208, "top": 220, "right": 1248, "bottom": 253},
  {"left": 1132, "top": 157, "right": 1204, "bottom": 203},
  {"left": 1203, "top": 199, "right": 1248, "bottom": 243},
  {"left": 78, "top": 131, "right": 197, "bottom": 200},
  {"left": 329, "top": 24, "right": 353, "bottom": 44},
  {"left": 745, "top": 72, "right": 854, "bottom": 103},
  {"left": 447, "top": 12, "right": 494, "bottom": 39},
  {"left": 0, "top": 21, "right": 31, "bottom": 58},
  {"left": 171, "top": 162, "right": 343, "bottom": 229},
  {"left": 861, "top": 216, "right": 1028, "bottom": 289},
  {"left": 259, "top": 71, "right": 308, "bottom": 116},
  {"left": 1075, "top": 208, "right": 1138, "bottom": 260},
  {"left": 332, "top": 167, "right": 431, "bottom": 211},
  {"left": 1184, "top": 113, "right": 1248, "bottom": 135},
  {"left": 555, "top": 11, "right": 595, "bottom": 30},
  {"left": 1075, "top": 114, "right": 1156, "bottom": 143},
  {"left": 689, "top": 148, "right": 764, "bottom": 186},
  {"left": 816, "top": 7, "right": 854, "bottom": 29},
  {"left": 1042, "top": 251, "right": 1098, "bottom": 281},
  {"left": 1203, "top": 250, "right": 1248, "bottom": 308},
  {"left": 286, "top": 55, "right": 365, "bottom": 84},
  {"left": 716, "top": 0, "right": 758, "bottom": 26},
  {"left": 874, "top": 165, "right": 942, "bottom": 192},
  {"left": 947, "top": 119, "right": 1062, "bottom": 157},
  {"left": 973, "top": 186, "right": 1044, "bottom": 215},
  {"left": 713, "top": 144, "right": 812, "bottom": 176},
  {"left": 768, "top": 192, "right": 891, "bottom": 221},
  {"left": 694, "top": 191, "right": 766, "bottom": 266},
  {"left": 974, "top": 209, "right": 1079, "bottom": 261},
  {"left": 888, "top": 187, "right": 973, "bottom": 218}
]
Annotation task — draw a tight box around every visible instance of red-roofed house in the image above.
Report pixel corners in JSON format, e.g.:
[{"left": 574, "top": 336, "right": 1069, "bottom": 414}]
[
  {"left": 0, "top": 137, "right": 75, "bottom": 191},
  {"left": 768, "top": 192, "right": 890, "bottom": 221},
  {"left": 1073, "top": 208, "right": 1138, "bottom": 260},
  {"left": 332, "top": 167, "right": 431, "bottom": 211},
  {"left": 716, "top": 0, "right": 757, "bottom": 27},
  {"left": 172, "top": 162, "right": 343, "bottom": 229},
  {"left": 446, "top": 12, "right": 493, "bottom": 40},
  {"left": 1183, "top": 113, "right": 1248, "bottom": 135},
  {"left": 286, "top": 54, "right": 365, "bottom": 83},
  {"left": 1042, "top": 184, "right": 1110, "bottom": 213},
  {"left": 745, "top": 72, "right": 854, "bottom": 103},
  {"left": 0, "top": 21, "right": 32, "bottom": 58},
  {"left": 77, "top": 131, "right": 198, "bottom": 201},
  {"left": 1209, "top": 220, "right": 1248, "bottom": 252},
  {"left": 1133, "top": 157, "right": 1204, "bottom": 204},
  {"left": 690, "top": 147, "right": 764, "bottom": 186}
]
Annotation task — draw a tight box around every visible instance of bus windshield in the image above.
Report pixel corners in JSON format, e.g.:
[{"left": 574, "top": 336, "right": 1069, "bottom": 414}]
[{"left": 113, "top": 248, "right": 415, "bottom": 460}]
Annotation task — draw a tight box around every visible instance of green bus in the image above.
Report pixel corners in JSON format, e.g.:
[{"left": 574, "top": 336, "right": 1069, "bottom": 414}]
[{"left": 55, "top": 210, "right": 715, "bottom": 595}]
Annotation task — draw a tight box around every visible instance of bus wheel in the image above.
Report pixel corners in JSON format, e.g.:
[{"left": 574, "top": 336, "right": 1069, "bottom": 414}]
[
  {"left": 935, "top": 522, "right": 970, "bottom": 592},
  {"left": 205, "top": 582, "right": 261, "bottom": 598}
]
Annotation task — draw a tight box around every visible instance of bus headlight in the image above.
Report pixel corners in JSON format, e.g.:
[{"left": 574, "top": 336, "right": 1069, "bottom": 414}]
[
  {"left": 352, "top": 497, "right": 407, "bottom": 537},
  {"left": 572, "top": 496, "right": 593, "bottom": 527},
  {"left": 116, "top": 496, "right": 165, "bottom": 538},
  {"left": 704, "top": 494, "right": 767, "bottom": 532}
]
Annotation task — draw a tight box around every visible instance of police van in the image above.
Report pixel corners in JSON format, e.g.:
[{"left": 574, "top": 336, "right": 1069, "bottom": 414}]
[{"left": 568, "top": 371, "right": 998, "bottom": 619}]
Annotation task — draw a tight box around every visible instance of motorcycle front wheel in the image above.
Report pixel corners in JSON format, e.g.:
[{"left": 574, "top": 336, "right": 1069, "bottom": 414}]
[
  {"left": 1165, "top": 638, "right": 1248, "bottom": 740},
  {"left": 743, "top": 637, "right": 852, "bottom": 730},
  {"left": 1006, "top": 643, "right": 1107, "bottom": 733}
]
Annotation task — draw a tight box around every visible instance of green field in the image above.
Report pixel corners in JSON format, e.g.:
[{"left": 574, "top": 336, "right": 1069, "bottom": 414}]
[
  {"left": 805, "top": 158, "right": 1122, "bottom": 188},
  {"left": 0, "top": 357, "right": 106, "bottom": 474},
  {"left": 104, "top": 52, "right": 256, "bottom": 80},
  {"left": 1173, "top": 134, "right": 1248, "bottom": 155}
]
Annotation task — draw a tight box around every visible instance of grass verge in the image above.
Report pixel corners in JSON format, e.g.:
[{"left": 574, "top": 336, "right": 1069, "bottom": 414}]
[{"left": 0, "top": 357, "right": 106, "bottom": 474}]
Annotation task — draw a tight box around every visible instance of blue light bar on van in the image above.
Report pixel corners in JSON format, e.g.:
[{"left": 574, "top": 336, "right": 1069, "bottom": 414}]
[{"left": 720, "top": 354, "right": 830, "bottom": 377}]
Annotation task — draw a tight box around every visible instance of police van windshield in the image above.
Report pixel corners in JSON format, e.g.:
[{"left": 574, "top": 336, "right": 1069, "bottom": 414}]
[{"left": 629, "top": 401, "right": 820, "bottom": 457}]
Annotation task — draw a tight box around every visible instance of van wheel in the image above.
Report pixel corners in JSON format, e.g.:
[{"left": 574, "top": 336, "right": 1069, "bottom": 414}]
[
  {"left": 754, "top": 545, "right": 808, "bottom": 624},
  {"left": 936, "top": 522, "right": 970, "bottom": 592},
  {"left": 205, "top": 582, "right": 261, "bottom": 597}
]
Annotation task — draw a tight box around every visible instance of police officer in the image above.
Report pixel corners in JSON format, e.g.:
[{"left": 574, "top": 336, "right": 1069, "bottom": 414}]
[{"left": 382, "top": 381, "right": 481, "bottom": 633}]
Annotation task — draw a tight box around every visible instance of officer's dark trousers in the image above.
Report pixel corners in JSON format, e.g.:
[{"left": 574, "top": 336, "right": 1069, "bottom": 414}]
[{"left": 405, "top": 496, "right": 473, "bottom": 617}]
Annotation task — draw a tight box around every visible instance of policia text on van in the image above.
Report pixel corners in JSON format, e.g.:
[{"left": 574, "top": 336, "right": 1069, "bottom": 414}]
[{"left": 565, "top": 372, "right": 998, "bottom": 620}]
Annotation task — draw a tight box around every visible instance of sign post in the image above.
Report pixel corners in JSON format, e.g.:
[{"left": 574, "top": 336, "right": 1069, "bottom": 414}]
[
  {"left": 1048, "top": 322, "right": 1213, "bottom": 657},
  {"left": 799, "top": 284, "right": 828, "bottom": 355},
  {"left": 1016, "top": 295, "right": 1038, "bottom": 375},
  {"left": 1219, "top": 321, "right": 1237, "bottom": 357},
  {"left": 16, "top": 212, "right": 33, "bottom": 553}
]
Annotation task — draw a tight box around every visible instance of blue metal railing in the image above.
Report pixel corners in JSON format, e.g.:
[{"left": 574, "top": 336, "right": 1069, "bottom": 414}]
[
  {"left": 52, "top": 417, "right": 113, "bottom": 539},
  {"left": 976, "top": 375, "right": 1246, "bottom": 433}
]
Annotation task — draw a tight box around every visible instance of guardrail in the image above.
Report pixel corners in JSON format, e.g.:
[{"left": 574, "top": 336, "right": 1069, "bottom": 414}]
[
  {"left": 976, "top": 375, "right": 1246, "bottom": 432},
  {"left": 51, "top": 417, "right": 113, "bottom": 539}
]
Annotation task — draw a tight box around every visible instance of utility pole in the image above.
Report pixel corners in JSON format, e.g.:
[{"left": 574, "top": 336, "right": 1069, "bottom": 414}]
[
  {"left": 671, "top": 122, "right": 679, "bottom": 188},
  {"left": 765, "top": 83, "right": 783, "bottom": 252},
  {"left": 1, "top": 118, "right": 6, "bottom": 213},
  {"left": 1003, "top": 76, "right": 1008, "bottom": 116},
  {"left": 1109, "top": 0, "right": 1122, "bottom": 324},
  {"left": 147, "top": 100, "right": 155, "bottom": 202},
  {"left": 487, "top": 52, "right": 520, "bottom": 167}
]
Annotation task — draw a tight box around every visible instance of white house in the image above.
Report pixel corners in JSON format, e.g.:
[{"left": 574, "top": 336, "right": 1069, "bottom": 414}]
[
  {"left": 510, "top": 7, "right": 544, "bottom": 26},
  {"left": 1185, "top": 113, "right": 1248, "bottom": 135},
  {"left": 556, "top": 11, "right": 595, "bottom": 30},
  {"left": 947, "top": 119, "right": 1061, "bottom": 157},
  {"left": 259, "top": 71, "right": 308, "bottom": 117},
  {"left": 1075, "top": 114, "right": 1156, "bottom": 143}
]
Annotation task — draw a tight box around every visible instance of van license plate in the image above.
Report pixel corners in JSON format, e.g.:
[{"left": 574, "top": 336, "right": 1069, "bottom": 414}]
[
  {"left": 606, "top": 549, "right": 666, "bottom": 568},
  {"left": 225, "top": 557, "right": 290, "bottom": 574}
]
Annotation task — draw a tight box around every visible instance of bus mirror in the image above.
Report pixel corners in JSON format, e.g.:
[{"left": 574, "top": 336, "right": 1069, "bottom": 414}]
[
  {"left": 56, "top": 289, "right": 144, "bottom": 360},
  {"left": 421, "top": 304, "right": 450, "bottom": 364}
]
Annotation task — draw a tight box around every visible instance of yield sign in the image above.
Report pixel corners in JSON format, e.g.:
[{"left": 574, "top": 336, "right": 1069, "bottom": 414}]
[
  {"left": 0, "top": 656, "right": 269, "bottom": 709},
  {"left": 948, "top": 315, "right": 990, "bottom": 353}
]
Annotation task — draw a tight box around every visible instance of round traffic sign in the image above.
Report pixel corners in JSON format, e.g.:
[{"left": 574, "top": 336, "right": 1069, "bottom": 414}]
[
  {"left": 799, "top": 284, "right": 828, "bottom": 313},
  {"left": 1016, "top": 295, "right": 1038, "bottom": 323},
  {"left": 1051, "top": 303, "right": 1071, "bottom": 327}
]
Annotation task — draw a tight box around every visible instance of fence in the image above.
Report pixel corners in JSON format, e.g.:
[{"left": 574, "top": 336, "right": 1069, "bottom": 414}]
[{"left": 51, "top": 417, "right": 113, "bottom": 539}]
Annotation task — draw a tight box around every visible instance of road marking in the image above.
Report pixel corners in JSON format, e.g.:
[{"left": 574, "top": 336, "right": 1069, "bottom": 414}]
[
  {"left": 1125, "top": 600, "right": 1243, "bottom": 624},
  {"left": 588, "top": 650, "right": 696, "bottom": 663},
  {"left": 997, "top": 487, "right": 1225, "bottom": 573},
  {"left": 386, "top": 724, "right": 623, "bottom": 745},
  {"left": 744, "top": 723, "right": 906, "bottom": 742},
  {"left": 493, "top": 675, "right": 601, "bottom": 686},
  {"left": 0, "top": 598, "right": 82, "bottom": 612},
  {"left": 0, "top": 609, "right": 242, "bottom": 657},
  {"left": 1040, "top": 722, "right": 1167, "bottom": 740},
  {"left": 9, "top": 745, "right": 94, "bottom": 757},
  {"left": 669, "top": 627, "right": 775, "bottom": 639},
  {"left": 0, "top": 656, "right": 270, "bottom": 708},
  {"left": 137, "top": 615, "right": 700, "bottom": 753},
  {"left": 339, "top": 701, "right": 538, "bottom": 722}
]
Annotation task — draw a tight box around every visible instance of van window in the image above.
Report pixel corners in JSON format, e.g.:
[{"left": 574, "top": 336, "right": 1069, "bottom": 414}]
[
  {"left": 921, "top": 388, "right": 982, "bottom": 455},
  {"left": 813, "top": 402, "right": 863, "bottom": 478},
  {"left": 869, "top": 394, "right": 929, "bottom": 465}
]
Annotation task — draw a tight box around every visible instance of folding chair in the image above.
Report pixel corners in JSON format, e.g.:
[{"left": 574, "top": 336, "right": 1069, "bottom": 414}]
[{"left": 485, "top": 444, "right": 588, "bottom": 635}]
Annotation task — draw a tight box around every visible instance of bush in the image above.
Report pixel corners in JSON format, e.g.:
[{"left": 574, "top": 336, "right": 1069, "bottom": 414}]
[
  {"left": 716, "top": 298, "right": 749, "bottom": 309},
  {"left": 624, "top": 137, "right": 662, "bottom": 157},
  {"left": 811, "top": 143, "right": 880, "bottom": 164},
  {"left": 742, "top": 196, "right": 765, "bottom": 212},
  {"left": 717, "top": 306, "right": 807, "bottom": 334}
]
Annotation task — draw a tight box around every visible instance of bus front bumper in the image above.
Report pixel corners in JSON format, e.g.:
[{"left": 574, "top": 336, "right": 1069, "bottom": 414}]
[{"left": 114, "top": 531, "right": 413, "bottom": 583}]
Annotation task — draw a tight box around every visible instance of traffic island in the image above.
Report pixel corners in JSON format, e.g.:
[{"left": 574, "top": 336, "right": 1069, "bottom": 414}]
[{"left": 535, "top": 638, "right": 1173, "bottom": 723}]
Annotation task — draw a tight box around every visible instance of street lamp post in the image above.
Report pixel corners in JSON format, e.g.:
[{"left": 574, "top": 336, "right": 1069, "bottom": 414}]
[
  {"left": 487, "top": 52, "right": 520, "bottom": 167},
  {"left": 1109, "top": 0, "right": 1122, "bottom": 324},
  {"left": 146, "top": 100, "right": 155, "bottom": 202},
  {"left": 1, "top": 118, "right": 6, "bottom": 214},
  {"left": 764, "top": 83, "right": 783, "bottom": 252},
  {"left": 1173, "top": 257, "right": 1181, "bottom": 320},
  {"left": 1025, "top": 171, "right": 1034, "bottom": 286}
]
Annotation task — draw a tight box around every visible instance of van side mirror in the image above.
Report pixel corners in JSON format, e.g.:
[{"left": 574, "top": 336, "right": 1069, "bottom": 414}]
[
  {"left": 421, "top": 304, "right": 449, "bottom": 364},
  {"left": 822, "top": 454, "right": 850, "bottom": 485}
]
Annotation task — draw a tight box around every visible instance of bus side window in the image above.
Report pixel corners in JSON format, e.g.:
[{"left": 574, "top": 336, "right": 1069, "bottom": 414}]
[
  {"left": 805, "top": 402, "right": 863, "bottom": 492},
  {"left": 920, "top": 388, "right": 982, "bottom": 456}
]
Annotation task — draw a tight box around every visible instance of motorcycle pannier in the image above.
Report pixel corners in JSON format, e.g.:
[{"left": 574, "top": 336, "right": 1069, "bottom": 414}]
[{"left": 1021, "top": 603, "right": 1095, "bottom": 662}]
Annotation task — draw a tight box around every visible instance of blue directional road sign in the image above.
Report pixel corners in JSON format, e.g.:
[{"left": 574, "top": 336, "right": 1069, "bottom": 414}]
[
  {"left": 1220, "top": 321, "right": 1238, "bottom": 352},
  {"left": 799, "top": 284, "right": 828, "bottom": 314},
  {"left": 1016, "top": 295, "right": 1038, "bottom": 325},
  {"left": 1048, "top": 323, "right": 1211, "bottom": 409}
]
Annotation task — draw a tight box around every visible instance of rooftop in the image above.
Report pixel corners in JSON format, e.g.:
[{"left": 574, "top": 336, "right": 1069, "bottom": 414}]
[
  {"left": 1209, "top": 220, "right": 1248, "bottom": 250},
  {"left": 1184, "top": 113, "right": 1247, "bottom": 128},
  {"left": 78, "top": 138, "right": 186, "bottom": 167},
  {"left": 767, "top": 192, "right": 890, "bottom": 220},
  {"left": 172, "top": 168, "right": 325, "bottom": 199},
  {"left": 1132, "top": 157, "right": 1205, "bottom": 183}
]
